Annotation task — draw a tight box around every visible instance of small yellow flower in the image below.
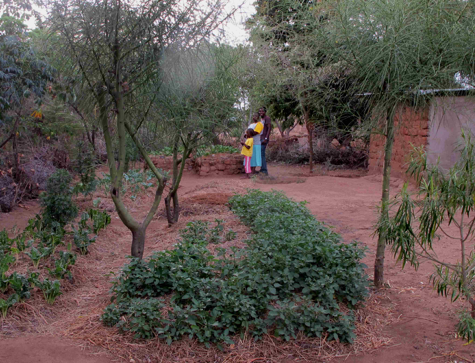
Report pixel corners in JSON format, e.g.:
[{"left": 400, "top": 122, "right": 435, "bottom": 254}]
[{"left": 47, "top": 136, "right": 50, "bottom": 140}]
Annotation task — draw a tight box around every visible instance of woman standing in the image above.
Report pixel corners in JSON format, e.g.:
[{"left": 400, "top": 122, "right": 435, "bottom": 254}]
[{"left": 246, "top": 113, "right": 263, "bottom": 174}]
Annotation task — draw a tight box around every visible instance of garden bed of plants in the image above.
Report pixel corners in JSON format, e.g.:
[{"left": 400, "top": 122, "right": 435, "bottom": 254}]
[
  {"left": 102, "top": 190, "right": 368, "bottom": 345},
  {"left": 0, "top": 169, "right": 111, "bottom": 318}
]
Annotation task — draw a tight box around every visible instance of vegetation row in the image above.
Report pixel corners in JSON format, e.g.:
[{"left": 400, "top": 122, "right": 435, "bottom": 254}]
[
  {"left": 102, "top": 190, "right": 368, "bottom": 345},
  {"left": 0, "top": 169, "right": 111, "bottom": 317}
]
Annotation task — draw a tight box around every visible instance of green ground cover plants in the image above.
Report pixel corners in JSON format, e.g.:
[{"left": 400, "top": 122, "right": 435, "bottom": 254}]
[
  {"left": 151, "top": 145, "right": 238, "bottom": 158},
  {"left": 0, "top": 170, "right": 112, "bottom": 317},
  {"left": 103, "top": 190, "right": 368, "bottom": 345}
]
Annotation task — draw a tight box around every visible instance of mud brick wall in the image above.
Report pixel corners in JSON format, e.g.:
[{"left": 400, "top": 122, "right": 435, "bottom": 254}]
[
  {"left": 147, "top": 156, "right": 194, "bottom": 172},
  {"left": 194, "top": 154, "right": 244, "bottom": 176},
  {"left": 368, "top": 106, "right": 429, "bottom": 179}
]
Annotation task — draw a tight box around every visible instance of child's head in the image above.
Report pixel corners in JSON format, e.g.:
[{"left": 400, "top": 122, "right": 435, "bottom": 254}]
[{"left": 246, "top": 128, "right": 255, "bottom": 138}]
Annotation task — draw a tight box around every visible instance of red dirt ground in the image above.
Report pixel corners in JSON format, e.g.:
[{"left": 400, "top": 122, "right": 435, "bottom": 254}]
[{"left": 0, "top": 163, "right": 474, "bottom": 363}]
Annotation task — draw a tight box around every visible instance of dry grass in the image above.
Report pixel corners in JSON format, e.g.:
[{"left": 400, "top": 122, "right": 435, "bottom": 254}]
[
  {"left": 0, "top": 178, "right": 394, "bottom": 362},
  {"left": 49, "top": 289, "right": 395, "bottom": 363}
]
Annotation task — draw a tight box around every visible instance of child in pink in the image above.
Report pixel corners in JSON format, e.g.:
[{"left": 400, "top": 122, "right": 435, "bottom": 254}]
[{"left": 241, "top": 129, "right": 254, "bottom": 178}]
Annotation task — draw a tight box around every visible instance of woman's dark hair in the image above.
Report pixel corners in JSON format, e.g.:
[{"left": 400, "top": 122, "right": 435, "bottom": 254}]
[{"left": 260, "top": 107, "right": 267, "bottom": 112}]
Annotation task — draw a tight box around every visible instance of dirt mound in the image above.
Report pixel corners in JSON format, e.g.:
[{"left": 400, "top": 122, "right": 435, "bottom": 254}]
[{"left": 185, "top": 192, "right": 233, "bottom": 205}]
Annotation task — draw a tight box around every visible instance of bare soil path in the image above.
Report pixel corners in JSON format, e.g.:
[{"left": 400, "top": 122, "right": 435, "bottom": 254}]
[{"left": 0, "top": 163, "right": 474, "bottom": 362}]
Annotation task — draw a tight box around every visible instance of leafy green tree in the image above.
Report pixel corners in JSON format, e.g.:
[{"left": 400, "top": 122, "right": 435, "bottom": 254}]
[
  {"left": 381, "top": 132, "right": 475, "bottom": 339},
  {"left": 320, "top": 0, "right": 475, "bottom": 287},
  {"left": 155, "top": 43, "right": 244, "bottom": 225},
  {"left": 48, "top": 0, "right": 232, "bottom": 258},
  {"left": 248, "top": 0, "right": 368, "bottom": 171},
  {"left": 0, "top": 0, "right": 38, "bottom": 20},
  {"left": 41, "top": 169, "right": 78, "bottom": 227},
  {"left": 0, "top": 15, "right": 54, "bottom": 150}
]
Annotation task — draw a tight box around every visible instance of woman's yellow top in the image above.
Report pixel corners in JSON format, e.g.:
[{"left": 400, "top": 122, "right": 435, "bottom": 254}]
[{"left": 241, "top": 138, "right": 253, "bottom": 157}]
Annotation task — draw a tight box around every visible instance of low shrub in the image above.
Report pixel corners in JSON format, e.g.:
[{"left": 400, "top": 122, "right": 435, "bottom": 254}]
[
  {"left": 40, "top": 169, "right": 78, "bottom": 227},
  {"left": 151, "top": 145, "right": 239, "bottom": 158},
  {"left": 36, "top": 278, "right": 62, "bottom": 304},
  {"left": 267, "top": 139, "right": 368, "bottom": 169},
  {"left": 103, "top": 191, "right": 368, "bottom": 345},
  {"left": 72, "top": 141, "right": 97, "bottom": 196}
]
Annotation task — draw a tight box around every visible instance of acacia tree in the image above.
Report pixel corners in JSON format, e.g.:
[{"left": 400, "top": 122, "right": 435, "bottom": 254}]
[
  {"left": 320, "top": 0, "right": 475, "bottom": 287},
  {"left": 248, "top": 0, "right": 367, "bottom": 172},
  {"left": 155, "top": 43, "right": 243, "bottom": 225},
  {"left": 247, "top": 0, "right": 322, "bottom": 172},
  {"left": 48, "top": 0, "right": 231, "bottom": 258}
]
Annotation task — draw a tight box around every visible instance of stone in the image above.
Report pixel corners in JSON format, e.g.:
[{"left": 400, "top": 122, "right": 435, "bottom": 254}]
[{"left": 330, "top": 138, "right": 340, "bottom": 149}]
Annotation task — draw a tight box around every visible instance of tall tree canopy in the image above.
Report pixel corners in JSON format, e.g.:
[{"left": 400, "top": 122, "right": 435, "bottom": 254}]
[
  {"left": 318, "top": 0, "right": 475, "bottom": 287},
  {"left": 247, "top": 0, "right": 369, "bottom": 171},
  {"left": 48, "top": 0, "right": 234, "bottom": 258}
]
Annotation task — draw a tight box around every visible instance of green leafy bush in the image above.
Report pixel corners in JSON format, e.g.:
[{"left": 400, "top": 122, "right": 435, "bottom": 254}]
[
  {"left": 151, "top": 146, "right": 175, "bottom": 156},
  {"left": 102, "top": 298, "right": 164, "bottom": 339},
  {"left": 36, "top": 278, "right": 62, "bottom": 304},
  {"left": 15, "top": 234, "right": 32, "bottom": 252},
  {"left": 0, "top": 294, "right": 18, "bottom": 318},
  {"left": 72, "top": 226, "right": 96, "bottom": 255},
  {"left": 265, "top": 298, "right": 355, "bottom": 342},
  {"left": 25, "top": 246, "right": 44, "bottom": 268},
  {"left": 152, "top": 145, "right": 239, "bottom": 158},
  {"left": 40, "top": 169, "right": 78, "bottom": 227},
  {"left": 69, "top": 209, "right": 110, "bottom": 255},
  {"left": 87, "top": 209, "right": 111, "bottom": 234},
  {"left": 0, "top": 253, "right": 15, "bottom": 291},
  {"left": 103, "top": 191, "right": 368, "bottom": 344},
  {"left": 7, "top": 272, "right": 31, "bottom": 300},
  {"left": 72, "top": 141, "right": 97, "bottom": 196},
  {"left": 0, "top": 229, "right": 14, "bottom": 254},
  {"left": 48, "top": 251, "right": 77, "bottom": 279}
]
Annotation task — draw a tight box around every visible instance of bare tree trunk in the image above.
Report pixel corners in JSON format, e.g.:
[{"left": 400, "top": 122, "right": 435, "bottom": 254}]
[
  {"left": 12, "top": 133, "right": 20, "bottom": 180},
  {"left": 172, "top": 192, "right": 179, "bottom": 222},
  {"left": 165, "top": 192, "right": 180, "bottom": 225},
  {"left": 275, "top": 118, "right": 285, "bottom": 138},
  {"left": 0, "top": 117, "right": 20, "bottom": 149},
  {"left": 374, "top": 108, "right": 395, "bottom": 288},
  {"left": 131, "top": 227, "right": 146, "bottom": 259},
  {"left": 304, "top": 111, "right": 314, "bottom": 173},
  {"left": 165, "top": 135, "right": 191, "bottom": 226},
  {"left": 99, "top": 84, "right": 167, "bottom": 260}
]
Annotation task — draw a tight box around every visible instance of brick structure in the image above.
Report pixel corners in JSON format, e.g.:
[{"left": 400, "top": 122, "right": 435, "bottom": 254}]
[
  {"left": 194, "top": 154, "right": 244, "bottom": 176},
  {"left": 368, "top": 106, "right": 429, "bottom": 178}
]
